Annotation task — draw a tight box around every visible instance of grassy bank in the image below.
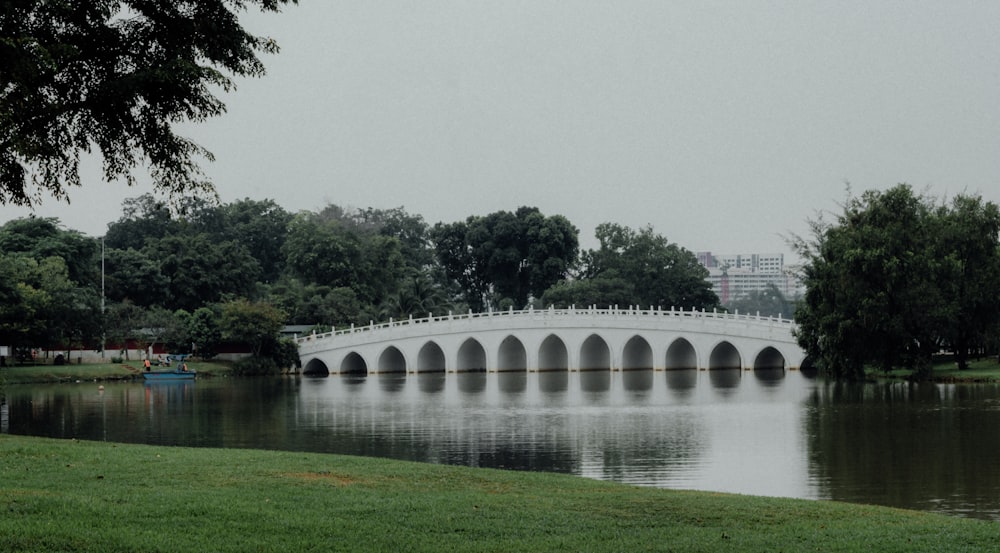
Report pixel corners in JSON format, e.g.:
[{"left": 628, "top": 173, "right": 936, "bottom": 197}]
[
  {"left": 1, "top": 435, "right": 998, "bottom": 552},
  {"left": 871, "top": 357, "right": 1000, "bottom": 382},
  {"left": 0, "top": 361, "right": 233, "bottom": 384}
]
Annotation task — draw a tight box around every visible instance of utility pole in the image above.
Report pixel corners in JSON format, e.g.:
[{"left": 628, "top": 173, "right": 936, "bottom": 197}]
[{"left": 101, "top": 236, "right": 106, "bottom": 360}]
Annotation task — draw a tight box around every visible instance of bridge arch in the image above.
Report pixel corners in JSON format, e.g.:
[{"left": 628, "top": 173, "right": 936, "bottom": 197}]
[
  {"left": 456, "top": 338, "right": 486, "bottom": 372},
  {"left": 665, "top": 338, "right": 698, "bottom": 370},
  {"left": 622, "top": 335, "right": 654, "bottom": 370},
  {"left": 341, "top": 352, "right": 368, "bottom": 375},
  {"left": 417, "top": 341, "right": 446, "bottom": 373},
  {"left": 579, "top": 334, "right": 611, "bottom": 371},
  {"left": 538, "top": 334, "right": 569, "bottom": 371},
  {"left": 497, "top": 335, "right": 527, "bottom": 372},
  {"left": 302, "top": 358, "right": 330, "bottom": 376},
  {"left": 709, "top": 341, "right": 742, "bottom": 370},
  {"left": 752, "top": 346, "right": 786, "bottom": 370},
  {"left": 378, "top": 346, "right": 406, "bottom": 373}
]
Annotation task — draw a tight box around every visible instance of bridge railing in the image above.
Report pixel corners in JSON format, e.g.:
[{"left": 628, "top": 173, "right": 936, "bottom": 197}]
[{"left": 294, "top": 305, "right": 795, "bottom": 344}]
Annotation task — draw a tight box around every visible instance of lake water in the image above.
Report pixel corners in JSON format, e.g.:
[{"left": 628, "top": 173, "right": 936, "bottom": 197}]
[{"left": 3, "top": 369, "right": 1000, "bottom": 521}]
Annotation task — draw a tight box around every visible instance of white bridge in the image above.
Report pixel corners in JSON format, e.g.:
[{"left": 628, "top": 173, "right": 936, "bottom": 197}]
[{"left": 295, "top": 306, "right": 808, "bottom": 375}]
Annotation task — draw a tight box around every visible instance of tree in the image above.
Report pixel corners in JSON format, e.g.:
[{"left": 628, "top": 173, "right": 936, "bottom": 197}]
[
  {"left": 145, "top": 233, "right": 261, "bottom": 311},
  {"left": 1, "top": 1, "right": 297, "bottom": 206},
  {"left": 555, "top": 223, "right": 717, "bottom": 310},
  {"left": 220, "top": 299, "right": 285, "bottom": 357},
  {"left": 792, "top": 185, "right": 956, "bottom": 380},
  {"left": 0, "top": 255, "right": 71, "bottom": 354},
  {"left": 103, "top": 195, "right": 187, "bottom": 251},
  {"left": 379, "top": 275, "right": 452, "bottom": 320},
  {"left": 339, "top": 206, "right": 435, "bottom": 271},
  {"left": 934, "top": 195, "right": 1000, "bottom": 370},
  {"left": 431, "top": 207, "right": 579, "bottom": 310},
  {"left": 282, "top": 212, "right": 404, "bottom": 306},
  {"left": 102, "top": 301, "right": 143, "bottom": 360},
  {"left": 103, "top": 247, "right": 168, "bottom": 307},
  {"left": 0, "top": 217, "right": 100, "bottom": 286},
  {"left": 140, "top": 306, "right": 184, "bottom": 360},
  {"left": 539, "top": 274, "right": 634, "bottom": 309},
  {"left": 187, "top": 306, "right": 222, "bottom": 359},
  {"left": 188, "top": 197, "right": 293, "bottom": 283},
  {"left": 0, "top": 241, "right": 103, "bottom": 360}
]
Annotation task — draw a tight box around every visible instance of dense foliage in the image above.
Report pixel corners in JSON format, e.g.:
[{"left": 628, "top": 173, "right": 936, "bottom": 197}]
[
  {"left": 0, "top": 1, "right": 297, "bottom": 206},
  {"left": 431, "top": 207, "right": 580, "bottom": 311},
  {"left": 542, "top": 223, "right": 717, "bottom": 311},
  {"left": 793, "top": 185, "right": 1000, "bottom": 380},
  {"left": 0, "top": 198, "right": 718, "bottom": 367}
]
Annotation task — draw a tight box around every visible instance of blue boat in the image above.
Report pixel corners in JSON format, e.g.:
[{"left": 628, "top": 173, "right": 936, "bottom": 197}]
[{"left": 142, "top": 369, "right": 196, "bottom": 381}]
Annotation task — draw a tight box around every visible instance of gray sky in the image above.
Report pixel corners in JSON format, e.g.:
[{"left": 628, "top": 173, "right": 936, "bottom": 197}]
[{"left": 3, "top": 1, "right": 999, "bottom": 257}]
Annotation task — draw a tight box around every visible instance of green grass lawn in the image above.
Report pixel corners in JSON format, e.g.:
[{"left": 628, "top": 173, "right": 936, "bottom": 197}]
[
  {"left": 871, "top": 356, "right": 1000, "bottom": 382},
  {"left": 0, "top": 361, "right": 233, "bottom": 384},
  {"left": 1, "top": 435, "right": 998, "bottom": 552}
]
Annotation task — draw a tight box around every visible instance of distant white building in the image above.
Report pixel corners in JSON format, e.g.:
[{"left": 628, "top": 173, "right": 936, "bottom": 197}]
[{"left": 696, "top": 252, "right": 800, "bottom": 304}]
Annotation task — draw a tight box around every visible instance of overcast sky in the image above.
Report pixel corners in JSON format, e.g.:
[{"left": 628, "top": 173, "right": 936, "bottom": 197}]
[{"left": 3, "top": 1, "right": 999, "bottom": 257}]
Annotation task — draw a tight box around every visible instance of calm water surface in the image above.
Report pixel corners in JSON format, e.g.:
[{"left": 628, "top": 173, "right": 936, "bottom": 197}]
[{"left": 3, "top": 369, "right": 1000, "bottom": 521}]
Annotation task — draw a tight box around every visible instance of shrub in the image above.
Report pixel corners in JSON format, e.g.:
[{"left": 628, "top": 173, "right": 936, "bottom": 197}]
[{"left": 231, "top": 356, "right": 280, "bottom": 376}]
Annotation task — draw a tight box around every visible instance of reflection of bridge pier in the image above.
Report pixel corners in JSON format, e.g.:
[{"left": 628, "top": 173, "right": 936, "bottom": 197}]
[{"left": 297, "top": 307, "right": 807, "bottom": 376}]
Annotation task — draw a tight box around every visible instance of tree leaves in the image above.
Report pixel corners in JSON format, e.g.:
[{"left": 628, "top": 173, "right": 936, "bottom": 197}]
[
  {"left": 0, "top": 1, "right": 297, "bottom": 205},
  {"left": 794, "top": 185, "right": 1000, "bottom": 379},
  {"left": 550, "top": 223, "right": 717, "bottom": 310},
  {"left": 431, "top": 207, "right": 580, "bottom": 311}
]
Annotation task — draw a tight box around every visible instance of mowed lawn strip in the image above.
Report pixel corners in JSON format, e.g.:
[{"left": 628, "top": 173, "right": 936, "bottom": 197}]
[
  {"left": 0, "top": 361, "right": 232, "bottom": 384},
  {"left": 1, "top": 435, "right": 997, "bottom": 552}
]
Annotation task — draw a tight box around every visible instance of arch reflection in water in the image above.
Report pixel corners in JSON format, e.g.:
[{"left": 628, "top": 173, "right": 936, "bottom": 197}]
[
  {"left": 665, "top": 368, "right": 698, "bottom": 394},
  {"left": 622, "top": 369, "right": 654, "bottom": 392},
  {"left": 497, "top": 371, "right": 527, "bottom": 394},
  {"left": 416, "top": 372, "right": 446, "bottom": 393},
  {"left": 377, "top": 373, "right": 406, "bottom": 393},
  {"left": 457, "top": 372, "right": 487, "bottom": 394},
  {"left": 708, "top": 368, "right": 742, "bottom": 395},
  {"left": 753, "top": 367, "right": 786, "bottom": 388},
  {"left": 580, "top": 370, "right": 611, "bottom": 393},
  {"left": 538, "top": 371, "right": 568, "bottom": 393}
]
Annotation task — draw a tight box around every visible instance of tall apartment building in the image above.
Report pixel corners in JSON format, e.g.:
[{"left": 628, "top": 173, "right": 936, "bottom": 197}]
[{"left": 697, "top": 251, "right": 799, "bottom": 304}]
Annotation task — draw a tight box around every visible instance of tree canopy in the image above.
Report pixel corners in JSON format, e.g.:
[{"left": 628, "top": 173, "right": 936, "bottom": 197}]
[
  {"left": 432, "top": 207, "right": 579, "bottom": 311},
  {"left": 0, "top": 197, "right": 743, "bottom": 367},
  {"left": 793, "top": 185, "right": 1000, "bottom": 379},
  {"left": 543, "top": 223, "right": 718, "bottom": 311},
  {"left": 0, "top": 1, "right": 297, "bottom": 206}
]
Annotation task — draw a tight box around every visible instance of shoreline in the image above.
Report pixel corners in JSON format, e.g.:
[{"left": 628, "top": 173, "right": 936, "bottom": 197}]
[{"left": 5, "top": 361, "right": 1000, "bottom": 385}]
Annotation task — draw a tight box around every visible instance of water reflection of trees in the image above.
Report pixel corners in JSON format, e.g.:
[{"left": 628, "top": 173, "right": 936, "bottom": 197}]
[
  {"left": 0, "top": 391, "right": 7, "bottom": 433},
  {"left": 805, "top": 381, "right": 1000, "bottom": 520}
]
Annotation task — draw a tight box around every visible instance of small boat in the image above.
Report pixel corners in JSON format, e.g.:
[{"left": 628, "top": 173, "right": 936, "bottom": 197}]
[{"left": 142, "top": 369, "right": 196, "bottom": 381}]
